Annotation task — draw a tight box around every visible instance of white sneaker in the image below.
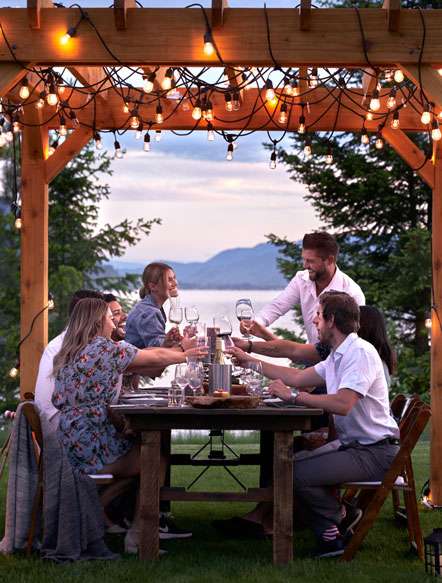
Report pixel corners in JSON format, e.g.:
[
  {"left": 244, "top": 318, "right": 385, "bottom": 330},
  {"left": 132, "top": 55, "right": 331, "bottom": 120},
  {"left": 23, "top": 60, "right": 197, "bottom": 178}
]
[{"left": 124, "top": 529, "right": 167, "bottom": 556}]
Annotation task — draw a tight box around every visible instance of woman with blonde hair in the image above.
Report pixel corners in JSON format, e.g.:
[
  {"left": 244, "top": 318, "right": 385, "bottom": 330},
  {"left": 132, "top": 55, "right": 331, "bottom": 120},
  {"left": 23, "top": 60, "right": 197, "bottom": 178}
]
[
  {"left": 52, "top": 298, "right": 205, "bottom": 552},
  {"left": 126, "top": 262, "right": 186, "bottom": 349}
]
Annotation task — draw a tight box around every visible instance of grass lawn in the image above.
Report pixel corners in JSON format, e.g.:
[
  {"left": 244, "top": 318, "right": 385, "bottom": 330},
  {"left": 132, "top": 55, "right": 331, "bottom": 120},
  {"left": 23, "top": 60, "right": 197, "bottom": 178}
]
[{"left": 1, "top": 434, "right": 441, "bottom": 583}]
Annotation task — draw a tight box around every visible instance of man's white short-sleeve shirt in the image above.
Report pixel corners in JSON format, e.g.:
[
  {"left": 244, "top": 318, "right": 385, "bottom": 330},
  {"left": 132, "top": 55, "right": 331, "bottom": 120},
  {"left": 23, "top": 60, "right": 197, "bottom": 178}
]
[
  {"left": 314, "top": 333, "right": 398, "bottom": 445},
  {"left": 256, "top": 266, "right": 365, "bottom": 343}
]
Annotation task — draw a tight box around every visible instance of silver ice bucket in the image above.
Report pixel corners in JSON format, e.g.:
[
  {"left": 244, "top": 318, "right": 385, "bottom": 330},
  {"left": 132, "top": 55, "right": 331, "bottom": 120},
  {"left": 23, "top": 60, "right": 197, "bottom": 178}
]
[{"left": 208, "top": 364, "right": 232, "bottom": 394}]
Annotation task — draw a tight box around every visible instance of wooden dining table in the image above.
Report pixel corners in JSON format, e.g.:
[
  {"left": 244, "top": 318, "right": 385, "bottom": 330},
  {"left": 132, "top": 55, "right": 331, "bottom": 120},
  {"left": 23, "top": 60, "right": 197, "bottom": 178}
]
[{"left": 110, "top": 403, "right": 324, "bottom": 565}]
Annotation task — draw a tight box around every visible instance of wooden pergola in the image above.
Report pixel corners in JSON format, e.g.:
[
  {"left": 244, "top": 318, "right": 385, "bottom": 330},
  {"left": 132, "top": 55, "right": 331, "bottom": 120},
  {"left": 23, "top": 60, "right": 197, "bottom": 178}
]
[{"left": 1, "top": 1, "right": 442, "bottom": 502}]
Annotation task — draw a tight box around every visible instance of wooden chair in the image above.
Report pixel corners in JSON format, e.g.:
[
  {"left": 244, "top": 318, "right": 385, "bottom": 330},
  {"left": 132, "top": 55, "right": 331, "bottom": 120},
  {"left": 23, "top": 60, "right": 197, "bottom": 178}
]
[
  {"left": 20, "top": 401, "right": 118, "bottom": 555},
  {"left": 340, "top": 399, "right": 430, "bottom": 562}
]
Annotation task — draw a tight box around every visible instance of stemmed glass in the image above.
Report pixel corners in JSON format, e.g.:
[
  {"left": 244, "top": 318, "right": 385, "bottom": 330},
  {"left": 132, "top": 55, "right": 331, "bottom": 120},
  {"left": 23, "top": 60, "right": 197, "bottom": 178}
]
[
  {"left": 213, "top": 315, "right": 234, "bottom": 361},
  {"left": 236, "top": 299, "right": 254, "bottom": 338},
  {"left": 184, "top": 306, "right": 199, "bottom": 337},
  {"left": 187, "top": 361, "right": 204, "bottom": 396},
  {"left": 242, "top": 360, "right": 264, "bottom": 397},
  {"left": 173, "top": 363, "right": 188, "bottom": 407},
  {"left": 169, "top": 306, "right": 183, "bottom": 328}
]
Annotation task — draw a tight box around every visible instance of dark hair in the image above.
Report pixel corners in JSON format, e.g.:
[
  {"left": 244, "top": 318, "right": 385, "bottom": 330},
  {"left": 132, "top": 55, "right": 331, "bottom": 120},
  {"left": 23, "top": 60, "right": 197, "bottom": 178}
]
[
  {"left": 302, "top": 232, "right": 339, "bottom": 260},
  {"left": 139, "top": 262, "right": 174, "bottom": 299},
  {"left": 359, "top": 306, "right": 396, "bottom": 375},
  {"left": 68, "top": 289, "right": 104, "bottom": 316},
  {"left": 103, "top": 293, "right": 117, "bottom": 303},
  {"left": 319, "top": 291, "right": 359, "bottom": 335}
]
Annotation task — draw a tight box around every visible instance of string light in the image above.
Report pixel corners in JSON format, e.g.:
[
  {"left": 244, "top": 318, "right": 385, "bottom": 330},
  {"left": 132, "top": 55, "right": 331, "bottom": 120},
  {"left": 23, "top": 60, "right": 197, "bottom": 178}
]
[
  {"left": 94, "top": 131, "right": 102, "bottom": 150},
  {"left": 375, "top": 128, "right": 384, "bottom": 149},
  {"left": 369, "top": 89, "right": 381, "bottom": 112},
  {"left": 269, "top": 149, "right": 277, "bottom": 170},
  {"left": 283, "top": 78, "right": 292, "bottom": 95},
  {"left": 265, "top": 79, "right": 275, "bottom": 102},
  {"left": 155, "top": 130, "right": 162, "bottom": 142},
  {"left": 59, "top": 116, "right": 67, "bottom": 136},
  {"left": 298, "top": 114, "right": 306, "bottom": 134},
  {"left": 203, "top": 31, "right": 215, "bottom": 56},
  {"left": 225, "top": 93, "right": 233, "bottom": 112},
  {"left": 361, "top": 128, "right": 370, "bottom": 144},
  {"left": 205, "top": 99, "right": 214, "bottom": 120},
  {"left": 309, "top": 67, "right": 318, "bottom": 88},
  {"left": 12, "top": 118, "right": 20, "bottom": 133},
  {"left": 8, "top": 364, "right": 19, "bottom": 379},
  {"left": 14, "top": 214, "right": 22, "bottom": 230},
  {"left": 114, "top": 139, "right": 123, "bottom": 159},
  {"left": 48, "top": 292, "right": 55, "bottom": 311},
  {"left": 278, "top": 103, "right": 288, "bottom": 125},
  {"left": 135, "top": 120, "right": 143, "bottom": 140},
  {"left": 161, "top": 68, "right": 174, "bottom": 91},
  {"left": 155, "top": 103, "right": 164, "bottom": 124},
  {"left": 232, "top": 93, "right": 240, "bottom": 112},
  {"left": 143, "top": 132, "right": 151, "bottom": 151},
  {"left": 391, "top": 110, "right": 400, "bottom": 129},
  {"left": 304, "top": 137, "right": 312, "bottom": 158},
  {"left": 366, "top": 111, "right": 373, "bottom": 121},
  {"left": 226, "top": 142, "right": 234, "bottom": 161},
  {"left": 143, "top": 72, "right": 156, "bottom": 93},
  {"left": 36, "top": 91, "right": 46, "bottom": 109},
  {"left": 432, "top": 119, "right": 442, "bottom": 142},
  {"left": 47, "top": 138, "right": 59, "bottom": 157},
  {"left": 421, "top": 105, "right": 431, "bottom": 125},
  {"left": 129, "top": 109, "right": 140, "bottom": 129},
  {"left": 60, "top": 26, "right": 77, "bottom": 46},
  {"left": 207, "top": 122, "right": 215, "bottom": 141},
  {"left": 192, "top": 100, "right": 202, "bottom": 120},
  {"left": 46, "top": 84, "right": 58, "bottom": 106},
  {"left": 19, "top": 78, "right": 30, "bottom": 100},
  {"left": 386, "top": 88, "right": 397, "bottom": 109},
  {"left": 325, "top": 147, "right": 333, "bottom": 165},
  {"left": 393, "top": 69, "right": 405, "bottom": 83}
]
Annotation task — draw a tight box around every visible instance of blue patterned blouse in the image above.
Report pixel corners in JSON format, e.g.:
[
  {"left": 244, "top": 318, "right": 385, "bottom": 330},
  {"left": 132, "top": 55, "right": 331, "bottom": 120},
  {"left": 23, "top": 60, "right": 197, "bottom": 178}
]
[{"left": 52, "top": 336, "right": 138, "bottom": 474}]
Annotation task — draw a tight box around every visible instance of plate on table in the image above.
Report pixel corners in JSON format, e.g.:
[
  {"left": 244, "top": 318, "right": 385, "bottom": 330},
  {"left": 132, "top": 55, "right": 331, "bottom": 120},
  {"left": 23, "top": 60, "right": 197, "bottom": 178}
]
[
  {"left": 119, "top": 396, "right": 168, "bottom": 407},
  {"left": 188, "top": 395, "right": 260, "bottom": 409}
]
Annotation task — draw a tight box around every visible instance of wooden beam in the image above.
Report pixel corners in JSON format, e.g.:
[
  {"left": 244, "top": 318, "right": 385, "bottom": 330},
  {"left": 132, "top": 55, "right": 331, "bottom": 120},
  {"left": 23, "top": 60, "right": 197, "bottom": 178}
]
[
  {"left": 431, "top": 141, "right": 442, "bottom": 506},
  {"left": 114, "top": 0, "right": 136, "bottom": 31},
  {"left": 382, "top": 126, "right": 434, "bottom": 188},
  {"left": 211, "top": 0, "right": 228, "bottom": 29},
  {"left": 399, "top": 64, "right": 442, "bottom": 109},
  {"left": 45, "top": 126, "right": 92, "bottom": 183},
  {"left": 299, "top": 0, "right": 311, "bottom": 32},
  {"left": 361, "top": 68, "right": 378, "bottom": 104},
  {"left": 1, "top": 8, "right": 442, "bottom": 66},
  {"left": 382, "top": 0, "right": 401, "bottom": 33},
  {"left": 27, "top": 0, "right": 53, "bottom": 30},
  {"left": 20, "top": 109, "right": 48, "bottom": 396},
  {"left": 0, "top": 64, "right": 29, "bottom": 98}
]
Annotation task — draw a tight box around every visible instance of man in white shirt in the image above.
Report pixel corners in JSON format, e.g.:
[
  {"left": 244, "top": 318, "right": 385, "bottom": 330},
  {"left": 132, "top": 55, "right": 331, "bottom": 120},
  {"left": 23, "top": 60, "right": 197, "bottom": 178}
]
[
  {"left": 34, "top": 289, "right": 104, "bottom": 432},
  {"left": 231, "top": 291, "right": 399, "bottom": 557},
  {"left": 252, "top": 232, "right": 365, "bottom": 343}
]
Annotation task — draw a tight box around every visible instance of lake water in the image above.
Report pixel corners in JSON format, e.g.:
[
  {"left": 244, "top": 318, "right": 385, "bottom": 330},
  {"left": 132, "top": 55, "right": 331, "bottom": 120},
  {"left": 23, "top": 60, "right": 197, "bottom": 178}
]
[{"left": 127, "top": 288, "right": 300, "bottom": 389}]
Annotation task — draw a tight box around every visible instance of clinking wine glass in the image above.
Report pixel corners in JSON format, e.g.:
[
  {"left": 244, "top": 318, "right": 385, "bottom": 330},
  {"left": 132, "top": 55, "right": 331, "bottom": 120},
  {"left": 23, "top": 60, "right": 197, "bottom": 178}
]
[{"left": 169, "top": 306, "right": 183, "bottom": 329}]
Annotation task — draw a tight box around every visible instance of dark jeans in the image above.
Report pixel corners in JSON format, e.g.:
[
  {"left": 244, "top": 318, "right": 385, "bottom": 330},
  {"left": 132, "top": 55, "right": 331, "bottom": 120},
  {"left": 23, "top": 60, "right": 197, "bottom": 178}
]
[{"left": 294, "top": 441, "right": 399, "bottom": 536}]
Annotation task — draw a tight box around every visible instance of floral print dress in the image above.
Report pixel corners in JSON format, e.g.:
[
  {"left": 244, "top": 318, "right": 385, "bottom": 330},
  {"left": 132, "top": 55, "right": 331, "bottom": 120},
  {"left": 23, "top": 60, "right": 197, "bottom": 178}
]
[{"left": 52, "top": 336, "right": 138, "bottom": 474}]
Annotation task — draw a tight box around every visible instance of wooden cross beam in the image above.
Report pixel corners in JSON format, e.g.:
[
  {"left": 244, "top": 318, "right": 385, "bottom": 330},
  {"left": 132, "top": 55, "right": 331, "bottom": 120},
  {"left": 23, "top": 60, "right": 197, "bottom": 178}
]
[
  {"left": 114, "top": 0, "right": 136, "bottom": 31},
  {"left": 382, "top": 0, "right": 401, "bottom": 33},
  {"left": 399, "top": 64, "right": 442, "bottom": 109},
  {"left": 211, "top": 0, "right": 229, "bottom": 30},
  {"left": 45, "top": 126, "right": 93, "bottom": 183},
  {"left": 27, "top": 0, "right": 53, "bottom": 30},
  {"left": 299, "top": 0, "right": 311, "bottom": 32},
  {"left": 0, "top": 64, "right": 29, "bottom": 97},
  {"left": 1, "top": 8, "right": 442, "bottom": 67}
]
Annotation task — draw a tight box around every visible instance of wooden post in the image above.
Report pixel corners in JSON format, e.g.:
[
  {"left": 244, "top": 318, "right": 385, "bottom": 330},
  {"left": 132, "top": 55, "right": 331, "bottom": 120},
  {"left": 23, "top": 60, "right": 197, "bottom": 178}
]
[
  {"left": 431, "top": 143, "right": 442, "bottom": 506},
  {"left": 20, "top": 119, "right": 48, "bottom": 396}
]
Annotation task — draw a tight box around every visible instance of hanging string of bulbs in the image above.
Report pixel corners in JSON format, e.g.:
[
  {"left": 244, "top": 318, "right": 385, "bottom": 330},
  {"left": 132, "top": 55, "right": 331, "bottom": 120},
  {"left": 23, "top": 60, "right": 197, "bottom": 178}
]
[{"left": 0, "top": 3, "right": 441, "bottom": 225}]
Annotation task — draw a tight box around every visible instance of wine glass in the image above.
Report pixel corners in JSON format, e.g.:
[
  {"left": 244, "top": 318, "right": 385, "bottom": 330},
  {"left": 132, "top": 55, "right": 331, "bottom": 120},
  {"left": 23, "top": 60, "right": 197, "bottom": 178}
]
[
  {"left": 174, "top": 363, "right": 188, "bottom": 407},
  {"left": 213, "top": 315, "right": 232, "bottom": 338},
  {"left": 236, "top": 299, "right": 254, "bottom": 338},
  {"left": 169, "top": 306, "right": 183, "bottom": 328},
  {"left": 242, "top": 360, "right": 264, "bottom": 397},
  {"left": 184, "top": 306, "right": 199, "bottom": 337},
  {"left": 187, "top": 361, "right": 204, "bottom": 396}
]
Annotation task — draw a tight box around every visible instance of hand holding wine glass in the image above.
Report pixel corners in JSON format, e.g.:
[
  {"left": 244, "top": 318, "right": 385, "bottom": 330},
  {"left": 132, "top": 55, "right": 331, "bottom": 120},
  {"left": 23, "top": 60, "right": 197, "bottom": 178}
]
[
  {"left": 236, "top": 299, "right": 254, "bottom": 338},
  {"left": 169, "top": 306, "right": 183, "bottom": 329}
]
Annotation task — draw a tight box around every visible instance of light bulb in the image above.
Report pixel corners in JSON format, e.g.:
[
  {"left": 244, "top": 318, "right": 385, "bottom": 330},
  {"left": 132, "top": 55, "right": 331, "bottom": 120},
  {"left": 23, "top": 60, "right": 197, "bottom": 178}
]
[
  {"left": 142, "top": 74, "right": 155, "bottom": 93},
  {"left": 48, "top": 298, "right": 55, "bottom": 311},
  {"left": 48, "top": 145, "right": 55, "bottom": 156},
  {"left": 265, "top": 79, "right": 275, "bottom": 102},
  {"left": 304, "top": 144, "right": 312, "bottom": 158},
  {"left": 129, "top": 111, "right": 140, "bottom": 129},
  {"left": 391, "top": 111, "right": 400, "bottom": 129},
  {"left": 123, "top": 102, "right": 130, "bottom": 114},
  {"left": 369, "top": 89, "right": 380, "bottom": 112},
  {"left": 421, "top": 108, "right": 431, "bottom": 125},
  {"left": 203, "top": 31, "right": 214, "bottom": 56},
  {"left": 207, "top": 128, "right": 215, "bottom": 141},
  {"left": 361, "top": 130, "right": 370, "bottom": 144},
  {"left": 386, "top": 92, "right": 397, "bottom": 109},
  {"left": 325, "top": 149, "right": 333, "bottom": 165},
  {"left": 9, "top": 366, "right": 19, "bottom": 378},
  {"left": 439, "top": 69, "right": 442, "bottom": 77},
  {"left": 46, "top": 86, "right": 58, "bottom": 106},
  {"left": 269, "top": 151, "right": 277, "bottom": 170},
  {"left": 60, "top": 27, "right": 76, "bottom": 46},
  {"left": 156, "top": 104, "right": 164, "bottom": 124},
  {"left": 284, "top": 78, "right": 292, "bottom": 96},
  {"left": 114, "top": 140, "right": 123, "bottom": 159},
  {"left": 425, "top": 317, "right": 432, "bottom": 330},
  {"left": 19, "top": 79, "right": 30, "bottom": 100},
  {"left": 14, "top": 217, "right": 22, "bottom": 230},
  {"left": 226, "top": 143, "right": 234, "bottom": 161},
  {"left": 192, "top": 101, "right": 202, "bottom": 120},
  {"left": 232, "top": 93, "right": 240, "bottom": 112},
  {"left": 36, "top": 91, "right": 46, "bottom": 109},
  {"left": 12, "top": 120, "right": 20, "bottom": 133},
  {"left": 298, "top": 115, "right": 306, "bottom": 134},
  {"left": 155, "top": 130, "right": 162, "bottom": 142},
  {"left": 225, "top": 94, "right": 233, "bottom": 112},
  {"left": 59, "top": 117, "right": 67, "bottom": 136},
  {"left": 393, "top": 69, "right": 404, "bottom": 83},
  {"left": 205, "top": 100, "right": 214, "bottom": 120},
  {"left": 366, "top": 111, "right": 373, "bottom": 121},
  {"left": 309, "top": 68, "right": 318, "bottom": 88},
  {"left": 143, "top": 132, "right": 151, "bottom": 151},
  {"left": 375, "top": 134, "right": 384, "bottom": 149},
  {"left": 58, "top": 85, "right": 66, "bottom": 96},
  {"left": 161, "top": 68, "right": 174, "bottom": 91},
  {"left": 432, "top": 120, "right": 442, "bottom": 141},
  {"left": 182, "top": 99, "right": 190, "bottom": 112},
  {"left": 94, "top": 132, "right": 102, "bottom": 150},
  {"left": 291, "top": 81, "right": 299, "bottom": 97},
  {"left": 278, "top": 104, "right": 288, "bottom": 125}
]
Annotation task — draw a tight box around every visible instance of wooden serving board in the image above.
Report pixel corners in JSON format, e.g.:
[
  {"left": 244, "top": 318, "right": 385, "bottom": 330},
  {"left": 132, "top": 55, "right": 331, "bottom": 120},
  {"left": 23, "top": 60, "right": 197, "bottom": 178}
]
[{"left": 188, "top": 395, "right": 260, "bottom": 409}]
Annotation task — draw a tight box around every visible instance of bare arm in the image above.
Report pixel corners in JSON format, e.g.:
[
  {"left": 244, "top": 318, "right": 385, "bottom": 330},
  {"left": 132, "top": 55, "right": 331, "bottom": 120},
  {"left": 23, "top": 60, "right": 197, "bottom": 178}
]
[
  {"left": 233, "top": 337, "right": 320, "bottom": 364},
  {"left": 126, "top": 346, "right": 206, "bottom": 373}
]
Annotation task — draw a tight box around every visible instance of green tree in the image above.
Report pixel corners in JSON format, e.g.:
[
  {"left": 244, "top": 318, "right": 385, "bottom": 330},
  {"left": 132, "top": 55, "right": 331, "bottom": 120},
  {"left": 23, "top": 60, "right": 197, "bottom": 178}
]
[{"left": 0, "top": 140, "right": 160, "bottom": 410}]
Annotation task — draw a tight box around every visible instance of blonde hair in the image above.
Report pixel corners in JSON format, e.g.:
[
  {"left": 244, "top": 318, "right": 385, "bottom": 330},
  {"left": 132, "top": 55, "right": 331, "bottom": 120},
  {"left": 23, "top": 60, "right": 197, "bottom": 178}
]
[
  {"left": 52, "top": 298, "right": 109, "bottom": 377},
  {"left": 139, "top": 262, "right": 174, "bottom": 299}
]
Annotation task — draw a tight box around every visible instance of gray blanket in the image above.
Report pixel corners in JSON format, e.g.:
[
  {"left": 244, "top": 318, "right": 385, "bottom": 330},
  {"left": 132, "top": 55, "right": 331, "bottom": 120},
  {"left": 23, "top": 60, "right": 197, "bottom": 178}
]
[{"left": 1, "top": 402, "right": 118, "bottom": 562}]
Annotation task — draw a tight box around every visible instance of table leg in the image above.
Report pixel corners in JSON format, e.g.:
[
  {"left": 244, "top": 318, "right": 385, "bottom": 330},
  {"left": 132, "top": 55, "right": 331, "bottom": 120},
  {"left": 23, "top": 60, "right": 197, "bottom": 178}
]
[
  {"left": 139, "top": 430, "right": 161, "bottom": 560},
  {"left": 273, "top": 430, "right": 294, "bottom": 565},
  {"left": 160, "top": 430, "right": 171, "bottom": 514},
  {"left": 259, "top": 430, "right": 273, "bottom": 487}
]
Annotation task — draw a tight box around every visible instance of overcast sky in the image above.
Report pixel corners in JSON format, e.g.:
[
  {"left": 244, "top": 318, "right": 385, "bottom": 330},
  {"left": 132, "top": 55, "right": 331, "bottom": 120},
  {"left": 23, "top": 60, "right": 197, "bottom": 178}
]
[{"left": 4, "top": 0, "right": 322, "bottom": 262}]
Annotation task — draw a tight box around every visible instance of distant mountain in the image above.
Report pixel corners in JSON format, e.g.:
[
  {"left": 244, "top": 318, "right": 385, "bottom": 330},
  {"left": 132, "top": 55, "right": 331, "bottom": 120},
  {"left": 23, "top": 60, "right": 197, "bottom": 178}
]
[{"left": 109, "top": 243, "right": 289, "bottom": 290}]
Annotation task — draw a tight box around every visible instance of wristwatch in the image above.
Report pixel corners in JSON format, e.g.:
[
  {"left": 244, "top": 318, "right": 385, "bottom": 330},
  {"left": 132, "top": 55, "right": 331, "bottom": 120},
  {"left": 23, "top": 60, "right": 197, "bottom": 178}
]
[{"left": 289, "top": 388, "right": 300, "bottom": 404}]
